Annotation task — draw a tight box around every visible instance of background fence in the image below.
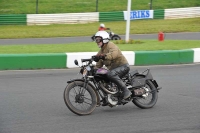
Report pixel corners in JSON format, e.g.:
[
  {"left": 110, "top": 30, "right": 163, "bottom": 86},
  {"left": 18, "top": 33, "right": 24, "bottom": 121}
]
[
  {"left": 0, "top": 14, "right": 27, "bottom": 25},
  {"left": 165, "top": 7, "right": 200, "bottom": 19},
  {"left": 0, "top": 7, "right": 200, "bottom": 25},
  {"left": 1, "top": 0, "right": 200, "bottom": 14}
]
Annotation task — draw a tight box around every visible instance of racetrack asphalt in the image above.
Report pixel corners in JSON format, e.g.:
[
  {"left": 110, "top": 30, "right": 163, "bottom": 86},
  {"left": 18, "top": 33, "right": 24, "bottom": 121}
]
[
  {"left": 0, "top": 32, "right": 200, "bottom": 133},
  {"left": 0, "top": 32, "right": 199, "bottom": 45},
  {"left": 0, "top": 64, "right": 200, "bottom": 133}
]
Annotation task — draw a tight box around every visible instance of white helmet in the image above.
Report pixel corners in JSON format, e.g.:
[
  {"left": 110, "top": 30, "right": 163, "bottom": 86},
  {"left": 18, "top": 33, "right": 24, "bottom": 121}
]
[
  {"left": 100, "top": 23, "right": 105, "bottom": 28},
  {"left": 95, "top": 31, "right": 110, "bottom": 43}
]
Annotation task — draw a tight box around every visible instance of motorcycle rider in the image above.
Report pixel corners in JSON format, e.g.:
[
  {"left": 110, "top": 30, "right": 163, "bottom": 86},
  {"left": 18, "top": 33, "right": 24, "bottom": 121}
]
[
  {"left": 93, "top": 31, "right": 132, "bottom": 105},
  {"left": 91, "top": 24, "right": 110, "bottom": 41},
  {"left": 98, "top": 23, "right": 110, "bottom": 31}
]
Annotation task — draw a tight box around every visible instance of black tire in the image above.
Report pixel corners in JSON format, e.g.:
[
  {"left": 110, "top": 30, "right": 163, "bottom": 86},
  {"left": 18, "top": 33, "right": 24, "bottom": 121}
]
[
  {"left": 132, "top": 80, "right": 158, "bottom": 109},
  {"left": 63, "top": 81, "right": 97, "bottom": 115},
  {"left": 111, "top": 35, "right": 121, "bottom": 40}
]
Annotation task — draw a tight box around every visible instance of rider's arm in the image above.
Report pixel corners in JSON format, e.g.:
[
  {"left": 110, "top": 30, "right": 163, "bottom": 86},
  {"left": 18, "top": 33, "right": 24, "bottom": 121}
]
[
  {"left": 105, "top": 42, "right": 119, "bottom": 60},
  {"left": 95, "top": 51, "right": 104, "bottom": 68},
  {"left": 95, "top": 60, "right": 103, "bottom": 68}
]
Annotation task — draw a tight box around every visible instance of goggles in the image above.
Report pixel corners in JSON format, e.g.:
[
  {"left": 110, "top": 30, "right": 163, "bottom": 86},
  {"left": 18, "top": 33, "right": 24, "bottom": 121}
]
[{"left": 95, "top": 38, "right": 102, "bottom": 43}]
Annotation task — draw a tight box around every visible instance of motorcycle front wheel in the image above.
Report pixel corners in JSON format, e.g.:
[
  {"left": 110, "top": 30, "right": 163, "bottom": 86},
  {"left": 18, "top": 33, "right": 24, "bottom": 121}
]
[
  {"left": 64, "top": 81, "right": 97, "bottom": 115},
  {"left": 132, "top": 80, "right": 158, "bottom": 109}
]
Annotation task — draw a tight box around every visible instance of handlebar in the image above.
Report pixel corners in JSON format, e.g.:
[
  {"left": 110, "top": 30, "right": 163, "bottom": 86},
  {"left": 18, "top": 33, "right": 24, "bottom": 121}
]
[
  {"left": 81, "top": 59, "right": 92, "bottom": 62},
  {"left": 81, "top": 58, "right": 95, "bottom": 65}
]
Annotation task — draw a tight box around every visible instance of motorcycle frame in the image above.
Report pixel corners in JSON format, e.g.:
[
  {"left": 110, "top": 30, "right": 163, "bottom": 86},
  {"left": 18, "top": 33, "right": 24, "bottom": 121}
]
[{"left": 69, "top": 59, "right": 161, "bottom": 106}]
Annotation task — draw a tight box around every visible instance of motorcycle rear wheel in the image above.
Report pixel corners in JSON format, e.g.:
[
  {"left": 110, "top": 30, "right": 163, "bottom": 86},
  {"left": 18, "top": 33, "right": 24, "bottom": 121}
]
[
  {"left": 132, "top": 80, "right": 158, "bottom": 109},
  {"left": 111, "top": 35, "right": 121, "bottom": 40},
  {"left": 64, "top": 81, "right": 97, "bottom": 115}
]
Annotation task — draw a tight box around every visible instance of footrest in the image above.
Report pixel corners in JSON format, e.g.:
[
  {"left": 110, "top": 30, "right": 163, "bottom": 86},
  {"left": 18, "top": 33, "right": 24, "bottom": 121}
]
[{"left": 157, "top": 87, "right": 162, "bottom": 90}]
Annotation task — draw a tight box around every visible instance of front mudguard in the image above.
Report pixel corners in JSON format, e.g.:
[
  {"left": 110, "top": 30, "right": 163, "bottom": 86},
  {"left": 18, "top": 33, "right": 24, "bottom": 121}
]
[{"left": 67, "top": 79, "right": 101, "bottom": 106}]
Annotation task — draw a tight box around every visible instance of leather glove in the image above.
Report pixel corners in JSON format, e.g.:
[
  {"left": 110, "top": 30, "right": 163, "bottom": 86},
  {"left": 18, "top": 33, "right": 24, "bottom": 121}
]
[
  {"left": 92, "top": 55, "right": 99, "bottom": 62},
  {"left": 99, "top": 55, "right": 106, "bottom": 60}
]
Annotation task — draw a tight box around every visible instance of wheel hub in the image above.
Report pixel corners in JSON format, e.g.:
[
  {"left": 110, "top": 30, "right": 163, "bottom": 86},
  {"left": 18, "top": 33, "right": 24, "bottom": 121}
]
[
  {"left": 142, "top": 87, "right": 150, "bottom": 98},
  {"left": 75, "top": 94, "right": 84, "bottom": 103}
]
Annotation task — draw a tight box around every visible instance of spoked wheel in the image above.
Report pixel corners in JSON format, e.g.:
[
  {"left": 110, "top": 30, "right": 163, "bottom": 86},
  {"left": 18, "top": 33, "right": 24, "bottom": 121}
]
[
  {"left": 64, "top": 81, "right": 97, "bottom": 115},
  {"left": 132, "top": 80, "right": 158, "bottom": 109}
]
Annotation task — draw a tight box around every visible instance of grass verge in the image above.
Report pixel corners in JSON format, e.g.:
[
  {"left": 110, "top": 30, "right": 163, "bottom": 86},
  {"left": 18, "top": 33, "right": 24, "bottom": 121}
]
[
  {"left": 0, "top": 0, "right": 199, "bottom": 14},
  {"left": 0, "top": 18, "right": 200, "bottom": 39},
  {"left": 0, "top": 40, "right": 199, "bottom": 54}
]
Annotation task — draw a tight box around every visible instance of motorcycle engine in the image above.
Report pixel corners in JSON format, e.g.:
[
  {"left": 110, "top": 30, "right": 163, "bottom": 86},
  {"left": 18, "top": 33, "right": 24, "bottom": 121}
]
[
  {"left": 107, "top": 94, "right": 118, "bottom": 106},
  {"left": 100, "top": 82, "right": 118, "bottom": 95},
  {"left": 99, "top": 81, "right": 119, "bottom": 106}
]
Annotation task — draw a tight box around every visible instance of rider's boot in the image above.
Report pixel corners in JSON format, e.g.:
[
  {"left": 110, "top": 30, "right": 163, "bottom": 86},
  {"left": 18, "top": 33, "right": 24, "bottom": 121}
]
[
  {"left": 101, "top": 98, "right": 108, "bottom": 106},
  {"left": 122, "top": 87, "right": 132, "bottom": 99}
]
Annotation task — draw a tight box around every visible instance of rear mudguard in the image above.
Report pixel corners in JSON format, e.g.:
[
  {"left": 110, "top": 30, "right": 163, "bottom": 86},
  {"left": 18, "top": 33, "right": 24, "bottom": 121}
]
[
  {"left": 131, "top": 74, "right": 146, "bottom": 88},
  {"left": 67, "top": 79, "right": 101, "bottom": 105},
  {"left": 151, "top": 79, "right": 162, "bottom": 92},
  {"left": 131, "top": 75, "right": 161, "bottom": 92}
]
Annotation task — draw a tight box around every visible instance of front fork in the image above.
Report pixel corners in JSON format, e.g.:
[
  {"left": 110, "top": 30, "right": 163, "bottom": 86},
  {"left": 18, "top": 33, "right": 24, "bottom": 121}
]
[
  {"left": 80, "top": 78, "right": 89, "bottom": 95},
  {"left": 82, "top": 78, "right": 103, "bottom": 106}
]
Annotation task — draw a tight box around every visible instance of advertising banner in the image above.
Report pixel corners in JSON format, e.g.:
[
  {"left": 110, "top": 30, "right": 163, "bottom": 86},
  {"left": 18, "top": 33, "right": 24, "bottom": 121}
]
[{"left": 123, "top": 10, "right": 154, "bottom": 20}]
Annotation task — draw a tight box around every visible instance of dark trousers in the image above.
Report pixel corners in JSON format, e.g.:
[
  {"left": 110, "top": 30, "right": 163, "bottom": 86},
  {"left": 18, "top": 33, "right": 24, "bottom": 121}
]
[{"left": 106, "top": 64, "right": 130, "bottom": 91}]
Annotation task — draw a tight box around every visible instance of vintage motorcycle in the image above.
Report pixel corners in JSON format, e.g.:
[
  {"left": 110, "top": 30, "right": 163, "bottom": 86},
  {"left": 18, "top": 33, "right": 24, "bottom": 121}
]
[
  {"left": 63, "top": 57, "right": 162, "bottom": 115},
  {"left": 91, "top": 29, "right": 121, "bottom": 41}
]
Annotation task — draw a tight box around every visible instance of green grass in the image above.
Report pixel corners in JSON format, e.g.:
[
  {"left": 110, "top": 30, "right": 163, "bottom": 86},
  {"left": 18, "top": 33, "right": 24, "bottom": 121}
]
[
  {"left": 1, "top": 18, "right": 200, "bottom": 39},
  {"left": 0, "top": 0, "right": 200, "bottom": 14},
  {"left": 0, "top": 1, "right": 199, "bottom": 53},
  {"left": 0, "top": 40, "right": 199, "bottom": 54}
]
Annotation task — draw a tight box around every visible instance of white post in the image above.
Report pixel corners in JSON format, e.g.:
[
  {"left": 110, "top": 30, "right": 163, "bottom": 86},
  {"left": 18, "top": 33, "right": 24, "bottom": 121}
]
[{"left": 125, "top": 0, "right": 131, "bottom": 43}]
